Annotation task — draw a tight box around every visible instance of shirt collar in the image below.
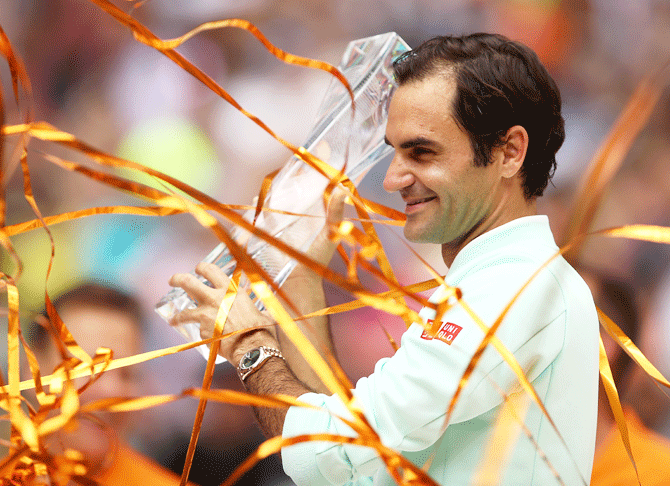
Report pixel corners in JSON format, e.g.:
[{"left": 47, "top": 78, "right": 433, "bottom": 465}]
[{"left": 448, "top": 215, "right": 556, "bottom": 277}]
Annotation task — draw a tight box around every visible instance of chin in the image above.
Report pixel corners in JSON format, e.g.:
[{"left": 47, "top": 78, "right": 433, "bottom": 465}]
[
  {"left": 403, "top": 227, "right": 420, "bottom": 242},
  {"left": 403, "top": 227, "right": 437, "bottom": 244}
]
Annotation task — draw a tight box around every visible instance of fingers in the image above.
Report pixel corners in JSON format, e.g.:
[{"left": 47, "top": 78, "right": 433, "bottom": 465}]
[
  {"left": 169, "top": 263, "right": 232, "bottom": 306},
  {"left": 169, "top": 301, "right": 229, "bottom": 337},
  {"left": 195, "top": 262, "right": 230, "bottom": 288},
  {"left": 169, "top": 272, "right": 217, "bottom": 305},
  {"left": 326, "top": 189, "right": 347, "bottom": 229},
  {"left": 169, "top": 308, "right": 224, "bottom": 356},
  {"left": 168, "top": 307, "right": 203, "bottom": 328},
  {"left": 301, "top": 188, "right": 347, "bottom": 266}
]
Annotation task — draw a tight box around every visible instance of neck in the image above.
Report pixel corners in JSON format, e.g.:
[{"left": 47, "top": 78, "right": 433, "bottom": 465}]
[{"left": 441, "top": 189, "right": 537, "bottom": 267}]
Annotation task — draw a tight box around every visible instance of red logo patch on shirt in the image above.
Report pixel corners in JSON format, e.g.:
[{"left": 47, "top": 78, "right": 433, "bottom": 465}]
[{"left": 420, "top": 320, "right": 463, "bottom": 345}]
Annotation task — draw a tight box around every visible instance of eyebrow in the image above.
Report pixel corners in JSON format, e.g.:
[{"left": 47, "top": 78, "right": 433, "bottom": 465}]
[{"left": 384, "top": 136, "right": 438, "bottom": 150}]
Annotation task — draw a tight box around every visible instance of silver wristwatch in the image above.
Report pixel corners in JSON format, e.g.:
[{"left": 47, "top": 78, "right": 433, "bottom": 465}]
[{"left": 237, "top": 346, "right": 284, "bottom": 382}]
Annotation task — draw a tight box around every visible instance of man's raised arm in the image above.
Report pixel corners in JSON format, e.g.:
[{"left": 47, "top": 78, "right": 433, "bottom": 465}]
[{"left": 273, "top": 191, "right": 346, "bottom": 394}]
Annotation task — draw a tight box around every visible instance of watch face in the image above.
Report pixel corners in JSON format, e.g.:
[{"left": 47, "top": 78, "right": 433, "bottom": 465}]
[{"left": 240, "top": 348, "right": 261, "bottom": 369}]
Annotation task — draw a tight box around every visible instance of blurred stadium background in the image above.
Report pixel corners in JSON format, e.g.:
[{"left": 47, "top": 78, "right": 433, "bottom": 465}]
[{"left": 2, "top": 1, "right": 670, "bottom": 484}]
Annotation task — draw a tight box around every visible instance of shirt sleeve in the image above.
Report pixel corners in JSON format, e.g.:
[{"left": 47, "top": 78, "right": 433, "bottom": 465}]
[{"left": 282, "top": 259, "right": 567, "bottom": 485}]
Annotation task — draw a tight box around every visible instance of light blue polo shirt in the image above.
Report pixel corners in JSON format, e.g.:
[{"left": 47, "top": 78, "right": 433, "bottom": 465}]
[{"left": 282, "top": 215, "right": 599, "bottom": 485}]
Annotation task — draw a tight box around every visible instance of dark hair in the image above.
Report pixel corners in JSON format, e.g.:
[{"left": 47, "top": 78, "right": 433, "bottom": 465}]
[
  {"left": 30, "top": 283, "right": 144, "bottom": 353},
  {"left": 393, "top": 33, "right": 565, "bottom": 199}
]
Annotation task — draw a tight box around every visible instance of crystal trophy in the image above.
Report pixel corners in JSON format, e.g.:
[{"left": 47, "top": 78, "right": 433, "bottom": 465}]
[{"left": 156, "top": 32, "right": 410, "bottom": 363}]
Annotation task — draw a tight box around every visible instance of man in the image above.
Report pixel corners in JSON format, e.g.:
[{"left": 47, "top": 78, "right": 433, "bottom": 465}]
[
  {"left": 170, "top": 33, "right": 599, "bottom": 485},
  {"left": 30, "top": 283, "right": 195, "bottom": 486}
]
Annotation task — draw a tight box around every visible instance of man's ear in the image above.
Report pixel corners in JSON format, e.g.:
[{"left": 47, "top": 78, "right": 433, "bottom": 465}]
[{"left": 499, "top": 125, "right": 528, "bottom": 179}]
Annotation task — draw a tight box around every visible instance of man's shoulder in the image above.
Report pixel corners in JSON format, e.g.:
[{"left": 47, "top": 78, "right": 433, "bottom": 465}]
[
  {"left": 448, "top": 241, "right": 592, "bottom": 323},
  {"left": 450, "top": 243, "right": 562, "bottom": 289},
  {"left": 450, "top": 215, "right": 559, "bottom": 278}
]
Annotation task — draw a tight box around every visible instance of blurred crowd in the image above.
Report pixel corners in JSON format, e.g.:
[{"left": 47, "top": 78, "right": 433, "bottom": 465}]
[{"left": 2, "top": 0, "right": 670, "bottom": 484}]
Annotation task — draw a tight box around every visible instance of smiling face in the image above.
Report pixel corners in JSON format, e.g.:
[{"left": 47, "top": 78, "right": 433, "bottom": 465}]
[{"left": 383, "top": 72, "right": 509, "bottom": 254}]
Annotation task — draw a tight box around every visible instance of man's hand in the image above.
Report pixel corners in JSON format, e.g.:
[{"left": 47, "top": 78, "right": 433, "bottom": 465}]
[
  {"left": 168, "top": 262, "right": 278, "bottom": 363},
  {"left": 166, "top": 190, "right": 348, "bottom": 436},
  {"left": 170, "top": 262, "right": 312, "bottom": 439},
  {"left": 167, "top": 189, "right": 346, "bottom": 370}
]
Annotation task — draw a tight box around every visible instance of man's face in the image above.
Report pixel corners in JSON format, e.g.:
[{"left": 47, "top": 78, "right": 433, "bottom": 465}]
[
  {"left": 37, "top": 303, "right": 144, "bottom": 466},
  {"left": 383, "top": 73, "right": 504, "bottom": 246},
  {"left": 45, "top": 304, "right": 142, "bottom": 431}
]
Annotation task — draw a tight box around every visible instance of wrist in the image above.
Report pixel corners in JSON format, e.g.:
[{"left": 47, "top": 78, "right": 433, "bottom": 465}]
[
  {"left": 237, "top": 346, "right": 285, "bottom": 382},
  {"left": 230, "top": 330, "right": 280, "bottom": 366}
]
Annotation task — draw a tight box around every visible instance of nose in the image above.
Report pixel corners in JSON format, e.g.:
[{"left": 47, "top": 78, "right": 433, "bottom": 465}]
[{"left": 383, "top": 154, "right": 414, "bottom": 193}]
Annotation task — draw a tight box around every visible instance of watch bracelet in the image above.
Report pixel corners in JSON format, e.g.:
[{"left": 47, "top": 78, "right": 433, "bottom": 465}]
[{"left": 238, "top": 346, "right": 285, "bottom": 382}]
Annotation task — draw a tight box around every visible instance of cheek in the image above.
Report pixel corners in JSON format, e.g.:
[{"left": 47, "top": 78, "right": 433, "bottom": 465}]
[{"left": 423, "top": 164, "right": 455, "bottom": 194}]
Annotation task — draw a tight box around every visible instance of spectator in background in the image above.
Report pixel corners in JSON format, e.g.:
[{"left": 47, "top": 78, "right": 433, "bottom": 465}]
[
  {"left": 29, "top": 283, "right": 197, "bottom": 486},
  {"left": 582, "top": 268, "right": 670, "bottom": 485}
]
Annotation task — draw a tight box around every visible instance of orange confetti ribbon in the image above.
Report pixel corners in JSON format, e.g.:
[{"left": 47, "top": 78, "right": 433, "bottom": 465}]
[
  {"left": 597, "top": 333, "right": 641, "bottom": 485},
  {"left": 179, "top": 269, "right": 242, "bottom": 486},
  {"left": 562, "top": 60, "right": 670, "bottom": 253},
  {"left": 3, "top": 3, "right": 670, "bottom": 483}
]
